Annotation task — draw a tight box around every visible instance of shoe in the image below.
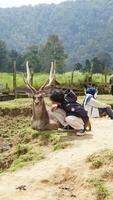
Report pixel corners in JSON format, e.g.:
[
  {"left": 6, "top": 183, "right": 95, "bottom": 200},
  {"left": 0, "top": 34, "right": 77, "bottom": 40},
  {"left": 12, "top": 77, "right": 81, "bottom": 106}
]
[
  {"left": 58, "top": 125, "right": 74, "bottom": 132},
  {"left": 76, "top": 129, "right": 86, "bottom": 136}
]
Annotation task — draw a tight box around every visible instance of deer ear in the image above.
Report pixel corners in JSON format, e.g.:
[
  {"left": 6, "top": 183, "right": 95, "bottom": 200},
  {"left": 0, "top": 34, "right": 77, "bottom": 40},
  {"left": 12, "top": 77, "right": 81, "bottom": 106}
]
[{"left": 42, "top": 92, "right": 46, "bottom": 96}]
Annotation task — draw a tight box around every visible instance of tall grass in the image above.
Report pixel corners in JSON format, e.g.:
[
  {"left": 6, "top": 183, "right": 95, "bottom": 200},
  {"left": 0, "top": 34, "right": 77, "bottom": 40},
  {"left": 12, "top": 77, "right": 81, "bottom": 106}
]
[
  {"left": 0, "top": 72, "right": 110, "bottom": 90},
  {"left": 0, "top": 73, "right": 13, "bottom": 89}
]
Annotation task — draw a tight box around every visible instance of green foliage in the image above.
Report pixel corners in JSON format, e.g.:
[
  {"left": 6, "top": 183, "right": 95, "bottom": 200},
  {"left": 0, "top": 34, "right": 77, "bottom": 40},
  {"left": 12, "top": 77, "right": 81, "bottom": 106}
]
[
  {"left": 91, "top": 53, "right": 113, "bottom": 74},
  {"left": 0, "top": 0, "right": 113, "bottom": 70},
  {"left": 49, "top": 133, "right": 69, "bottom": 151},
  {"left": 87, "top": 152, "right": 104, "bottom": 169},
  {"left": 101, "top": 168, "right": 113, "bottom": 180},
  {"left": 89, "top": 178, "right": 109, "bottom": 200},
  {"left": 10, "top": 147, "right": 44, "bottom": 171},
  {"left": 0, "top": 108, "right": 71, "bottom": 173},
  {"left": 8, "top": 49, "right": 24, "bottom": 72},
  {"left": 86, "top": 149, "right": 113, "bottom": 169},
  {"left": 40, "top": 35, "right": 67, "bottom": 73},
  {"left": 0, "top": 40, "right": 9, "bottom": 71},
  {"left": 0, "top": 98, "right": 32, "bottom": 109},
  {"left": 75, "top": 63, "right": 83, "bottom": 71},
  {"left": 23, "top": 45, "right": 41, "bottom": 72},
  {"left": 16, "top": 144, "right": 31, "bottom": 156},
  {"left": 0, "top": 71, "right": 111, "bottom": 90}
]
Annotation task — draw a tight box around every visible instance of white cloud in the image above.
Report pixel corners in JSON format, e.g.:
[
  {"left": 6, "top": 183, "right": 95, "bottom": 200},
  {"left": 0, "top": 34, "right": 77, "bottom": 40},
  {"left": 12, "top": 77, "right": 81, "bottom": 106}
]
[{"left": 0, "top": 0, "right": 65, "bottom": 8}]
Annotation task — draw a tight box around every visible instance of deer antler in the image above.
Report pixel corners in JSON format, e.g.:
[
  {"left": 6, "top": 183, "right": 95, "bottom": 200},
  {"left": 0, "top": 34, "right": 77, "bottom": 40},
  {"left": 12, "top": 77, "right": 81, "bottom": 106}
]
[
  {"left": 24, "top": 61, "right": 37, "bottom": 94},
  {"left": 44, "top": 61, "right": 56, "bottom": 88},
  {"left": 26, "top": 61, "right": 32, "bottom": 84},
  {"left": 24, "top": 61, "right": 57, "bottom": 93},
  {"left": 49, "top": 61, "right": 56, "bottom": 85},
  {"left": 38, "top": 61, "right": 56, "bottom": 91}
]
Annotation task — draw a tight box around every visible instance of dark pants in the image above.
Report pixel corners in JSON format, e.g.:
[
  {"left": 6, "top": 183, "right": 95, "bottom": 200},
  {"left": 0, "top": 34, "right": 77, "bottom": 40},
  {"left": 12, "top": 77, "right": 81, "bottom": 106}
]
[{"left": 99, "top": 108, "right": 113, "bottom": 119}]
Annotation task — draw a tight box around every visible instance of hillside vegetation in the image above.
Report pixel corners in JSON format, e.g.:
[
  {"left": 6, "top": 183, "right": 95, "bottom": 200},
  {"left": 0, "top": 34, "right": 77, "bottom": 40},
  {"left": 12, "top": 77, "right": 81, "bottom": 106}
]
[{"left": 0, "top": 0, "right": 113, "bottom": 68}]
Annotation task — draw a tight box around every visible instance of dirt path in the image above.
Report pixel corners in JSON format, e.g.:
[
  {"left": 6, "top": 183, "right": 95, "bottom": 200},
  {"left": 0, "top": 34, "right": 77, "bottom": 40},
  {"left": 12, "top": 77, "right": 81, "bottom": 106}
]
[{"left": 0, "top": 118, "right": 113, "bottom": 200}]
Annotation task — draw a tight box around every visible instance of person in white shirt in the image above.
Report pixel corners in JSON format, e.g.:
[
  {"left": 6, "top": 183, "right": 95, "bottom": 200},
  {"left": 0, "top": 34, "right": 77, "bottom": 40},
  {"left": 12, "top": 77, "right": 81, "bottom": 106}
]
[{"left": 83, "top": 87, "right": 113, "bottom": 119}]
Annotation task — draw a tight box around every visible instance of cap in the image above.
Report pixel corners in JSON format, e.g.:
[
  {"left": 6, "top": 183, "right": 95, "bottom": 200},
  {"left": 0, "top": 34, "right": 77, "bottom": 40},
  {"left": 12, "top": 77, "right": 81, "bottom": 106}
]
[{"left": 86, "top": 87, "right": 97, "bottom": 96}]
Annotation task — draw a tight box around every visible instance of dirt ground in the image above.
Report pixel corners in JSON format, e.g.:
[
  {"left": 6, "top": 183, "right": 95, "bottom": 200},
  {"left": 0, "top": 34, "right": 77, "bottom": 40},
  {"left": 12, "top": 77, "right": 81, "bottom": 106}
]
[{"left": 0, "top": 117, "right": 113, "bottom": 200}]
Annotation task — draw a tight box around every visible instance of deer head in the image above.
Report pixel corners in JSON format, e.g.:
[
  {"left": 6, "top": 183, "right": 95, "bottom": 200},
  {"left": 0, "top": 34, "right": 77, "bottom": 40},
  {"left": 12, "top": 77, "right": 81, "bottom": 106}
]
[{"left": 24, "top": 61, "right": 56, "bottom": 130}]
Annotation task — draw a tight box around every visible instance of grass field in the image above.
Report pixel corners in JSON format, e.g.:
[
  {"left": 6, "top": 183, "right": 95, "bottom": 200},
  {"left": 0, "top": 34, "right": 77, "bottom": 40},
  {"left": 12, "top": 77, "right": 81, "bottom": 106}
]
[
  {"left": 0, "top": 95, "right": 113, "bottom": 174},
  {"left": 0, "top": 72, "right": 110, "bottom": 90},
  {"left": 0, "top": 97, "right": 71, "bottom": 173},
  {"left": 0, "top": 95, "right": 112, "bottom": 109}
]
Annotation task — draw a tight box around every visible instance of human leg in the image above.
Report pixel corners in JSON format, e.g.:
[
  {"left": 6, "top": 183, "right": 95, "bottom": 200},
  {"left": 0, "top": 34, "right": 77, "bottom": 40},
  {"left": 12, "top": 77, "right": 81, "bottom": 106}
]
[
  {"left": 65, "top": 116, "right": 85, "bottom": 136},
  {"left": 52, "top": 108, "right": 67, "bottom": 126},
  {"left": 105, "top": 107, "right": 113, "bottom": 119},
  {"left": 99, "top": 108, "right": 113, "bottom": 119}
]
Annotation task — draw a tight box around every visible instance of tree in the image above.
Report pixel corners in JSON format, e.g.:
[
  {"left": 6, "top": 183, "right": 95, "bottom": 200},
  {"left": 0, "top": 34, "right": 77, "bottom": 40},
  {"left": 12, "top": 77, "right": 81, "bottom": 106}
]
[
  {"left": 8, "top": 49, "right": 24, "bottom": 72},
  {"left": 40, "top": 35, "right": 67, "bottom": 73},
  {"left": 85, "top": 59, "right": 91, "bottom": 73},
  {"left": 75, "top": 62, "right": 83, "bottom": 71},
  {"left": 92, "top": 52, "right": 113, "bottom": 83},
  {"left": 0, "top": 40, "right": 8, "bottom": 71},
  {"left": 84, "top": 59, "right": 93, "bottom": 83},
  {"left": 23, "top": 45, "right": 41, "bottom": 72}
]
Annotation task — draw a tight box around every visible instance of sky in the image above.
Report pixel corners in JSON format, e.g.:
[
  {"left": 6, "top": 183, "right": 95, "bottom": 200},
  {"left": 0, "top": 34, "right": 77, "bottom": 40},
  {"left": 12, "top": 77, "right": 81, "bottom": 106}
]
[{"left": 0, "top": 0, "right": 66, "bottom": 8}]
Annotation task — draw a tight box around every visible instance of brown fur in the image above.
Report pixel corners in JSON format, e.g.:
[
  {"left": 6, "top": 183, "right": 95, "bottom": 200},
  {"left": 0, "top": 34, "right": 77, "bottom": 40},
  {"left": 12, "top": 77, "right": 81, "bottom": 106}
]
[{"left": 31, "top": 96, "right": 60, "bottom": 131}]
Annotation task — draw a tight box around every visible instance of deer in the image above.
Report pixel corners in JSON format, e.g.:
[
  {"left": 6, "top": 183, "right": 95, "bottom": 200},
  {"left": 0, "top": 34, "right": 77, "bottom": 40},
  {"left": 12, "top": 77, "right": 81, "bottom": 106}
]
[
  {"left": 24, "top": 61, "right": 61, "bottom": 130},
  {"left": 24, "top": 61, "right": 91, "bottom": 131}
]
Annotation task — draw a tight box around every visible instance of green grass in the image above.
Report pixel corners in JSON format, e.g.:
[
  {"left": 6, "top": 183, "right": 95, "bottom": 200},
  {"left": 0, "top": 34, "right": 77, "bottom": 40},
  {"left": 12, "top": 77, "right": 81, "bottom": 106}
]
[
  {"left": 101, "top": 168, "right": 113, "bottom": 180},
  {"left": 86, "top": 149, "right": 113, "bottom": 169},
  {"left": 0, "top": 98, "right": 32, "bottom": 109},
  {"left": 88, "top": 178, "right": 109, "bottom": 200},
  {"left": 0, "top": 73, "right": 13, "bottom": 89},
  {"left": 86, "top": 149, "right": 113, "bottom": 199},
  {"left": 0, "top": 94, "right": 112, "bottom": 110},
  {"left": 0, "top": 72, "right": 111, "bottom": 90},
  {"left": 0, "top": 114, "right": 70, "bottom": 173},
  {"left": 31, "top": 130, "right": 70, "bottom": 151},
  {"left": 10, "top": 145, "right": 45, "bottom": 171},
  {"left": 49, "top": 133, "right": 70, "bottom": 151}
]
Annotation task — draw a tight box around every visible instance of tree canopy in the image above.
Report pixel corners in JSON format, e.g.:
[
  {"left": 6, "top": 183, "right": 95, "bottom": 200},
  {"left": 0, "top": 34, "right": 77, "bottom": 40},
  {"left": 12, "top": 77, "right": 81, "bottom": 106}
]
[{"left": 0, "top": 0, "right": 113, "bottom": 70}]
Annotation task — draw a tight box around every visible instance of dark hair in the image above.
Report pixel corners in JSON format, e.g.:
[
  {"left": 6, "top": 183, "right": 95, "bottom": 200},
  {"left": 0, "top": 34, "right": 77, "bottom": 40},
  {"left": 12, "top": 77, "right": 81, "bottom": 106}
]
[{"left": 50, "top": 89, "right": 64, "bottom": 103}]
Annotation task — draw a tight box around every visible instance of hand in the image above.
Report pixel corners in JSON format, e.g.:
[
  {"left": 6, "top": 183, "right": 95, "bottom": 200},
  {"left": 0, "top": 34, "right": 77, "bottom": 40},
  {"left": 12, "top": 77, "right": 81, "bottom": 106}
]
[{"left": 51, "top": 104, "right": 58, "bottom": 112}]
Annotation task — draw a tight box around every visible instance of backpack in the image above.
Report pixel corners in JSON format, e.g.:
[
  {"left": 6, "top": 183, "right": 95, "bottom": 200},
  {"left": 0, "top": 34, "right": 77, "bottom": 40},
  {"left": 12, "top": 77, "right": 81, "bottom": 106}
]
[{"left": 64, "top": 89, "right": 77, "bottom": 103}]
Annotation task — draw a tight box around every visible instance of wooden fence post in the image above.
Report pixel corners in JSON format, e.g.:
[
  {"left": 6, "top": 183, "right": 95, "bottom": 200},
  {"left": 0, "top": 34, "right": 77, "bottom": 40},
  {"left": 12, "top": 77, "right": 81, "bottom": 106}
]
[{"left": 13, "top": 60, "right": 17, "bottom": 98}]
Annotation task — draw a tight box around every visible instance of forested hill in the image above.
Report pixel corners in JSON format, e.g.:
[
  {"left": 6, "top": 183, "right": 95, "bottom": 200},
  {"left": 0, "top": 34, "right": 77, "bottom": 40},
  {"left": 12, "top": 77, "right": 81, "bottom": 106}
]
[{"left": 0, "top": 0, "right": 113, "bottom": 66}]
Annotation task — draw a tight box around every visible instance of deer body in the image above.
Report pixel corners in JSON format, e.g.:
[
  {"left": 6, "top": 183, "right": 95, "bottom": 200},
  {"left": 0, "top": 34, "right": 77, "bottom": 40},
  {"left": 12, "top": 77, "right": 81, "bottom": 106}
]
[
  {"left": 31, "top": 101, "right": 49, "bottom": 130},
  {"left": 31, "top": 103, "right": 59, "bottom": 130},
  {"left": 24, "top": 61, "right": 60, "bottom": 131},
  {"left": 31, "top": 93, "right": 59, "bottom": 130}
]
